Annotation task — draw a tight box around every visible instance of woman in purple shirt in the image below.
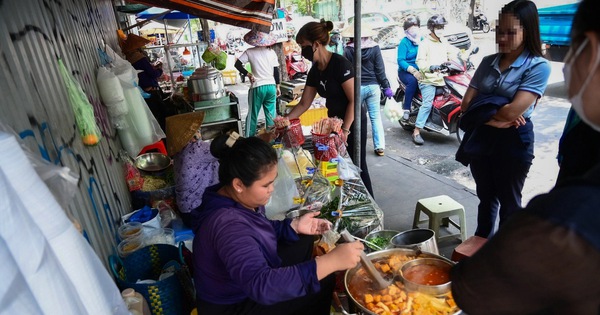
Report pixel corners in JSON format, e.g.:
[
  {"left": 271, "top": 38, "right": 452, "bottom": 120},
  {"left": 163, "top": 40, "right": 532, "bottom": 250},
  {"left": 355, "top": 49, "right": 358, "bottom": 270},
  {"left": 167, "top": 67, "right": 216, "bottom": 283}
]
[{"left": 191, "top": 132, "right": 363, "bottom": 315}]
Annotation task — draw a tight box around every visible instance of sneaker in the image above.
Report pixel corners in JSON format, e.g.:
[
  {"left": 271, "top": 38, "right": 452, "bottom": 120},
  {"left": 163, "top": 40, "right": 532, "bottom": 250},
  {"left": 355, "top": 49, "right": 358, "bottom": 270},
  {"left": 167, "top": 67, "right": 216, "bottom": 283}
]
[
  {"left": 402, "top": 110, "right": 410, "bottom": 121},
  {"left": 412, "top": 133, "right": 424, "bottom": 145},
  {"left": 375, "top": 148, "right": 384, "bottom": 156}
]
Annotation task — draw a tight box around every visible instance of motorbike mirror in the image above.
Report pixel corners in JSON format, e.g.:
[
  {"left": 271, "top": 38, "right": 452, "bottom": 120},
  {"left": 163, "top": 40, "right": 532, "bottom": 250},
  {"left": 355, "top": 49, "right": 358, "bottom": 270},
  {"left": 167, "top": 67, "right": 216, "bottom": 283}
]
[{"left": 471, "top": 47, "right": 480, "bottom": 55}]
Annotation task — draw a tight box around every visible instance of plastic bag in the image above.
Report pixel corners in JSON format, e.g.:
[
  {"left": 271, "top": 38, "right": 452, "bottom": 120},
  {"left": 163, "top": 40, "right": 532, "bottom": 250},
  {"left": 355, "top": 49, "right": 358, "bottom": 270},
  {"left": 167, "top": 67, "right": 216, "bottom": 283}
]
[
  {"left": 265, "top": 157, "right": 300, "bottom": 219},
  {"left": 301, "top": 169, "right": 333, "bottom": 209},
  {"left": 215, "top": 51, "right": 228, "bottom": 71},
  {"left": 120, "top": 151, "right": 143, "bottom": 191},
  {"left": 335, "top": 156, "right": 361, "bottom": 180},
  {"left": 57, "top": 59, "right": 102, "bottom": 146},
  {"left": 383, "top": 99, "right": 403, "bottom": 122}
]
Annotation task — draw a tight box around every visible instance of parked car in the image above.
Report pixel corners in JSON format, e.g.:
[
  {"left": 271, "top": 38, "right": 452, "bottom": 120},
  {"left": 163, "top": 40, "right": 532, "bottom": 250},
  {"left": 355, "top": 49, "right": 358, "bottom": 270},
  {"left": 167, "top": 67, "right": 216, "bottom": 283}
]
[
  {"left": 392, "top": 9, "right": 474, "bottom": 51},
  {"left": 347, "top": 12, "right": 403, "bottom": 49}
]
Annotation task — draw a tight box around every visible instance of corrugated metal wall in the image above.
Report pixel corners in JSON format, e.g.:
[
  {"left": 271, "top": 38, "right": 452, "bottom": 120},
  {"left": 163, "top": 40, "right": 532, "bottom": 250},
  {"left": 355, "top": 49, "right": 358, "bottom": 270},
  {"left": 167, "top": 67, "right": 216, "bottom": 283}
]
[{"left": 0, "top": 0, "right": 130, "bottom": 266}]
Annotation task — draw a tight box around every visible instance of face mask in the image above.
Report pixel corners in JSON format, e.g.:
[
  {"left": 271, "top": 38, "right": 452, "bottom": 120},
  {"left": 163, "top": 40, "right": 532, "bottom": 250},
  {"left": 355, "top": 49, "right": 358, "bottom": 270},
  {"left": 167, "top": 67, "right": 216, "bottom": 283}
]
[
  {"left": 563, "top": 38, "right": 600, "bottom": 131},
  {"left": 406, "top": 26, "right": 419, "bottom": 38},
  {"left": 435, "top": 29, "right": 445, "bottom": 39},
  {"left": 302, "top": 45, "right": 316, "bottom": 61}
]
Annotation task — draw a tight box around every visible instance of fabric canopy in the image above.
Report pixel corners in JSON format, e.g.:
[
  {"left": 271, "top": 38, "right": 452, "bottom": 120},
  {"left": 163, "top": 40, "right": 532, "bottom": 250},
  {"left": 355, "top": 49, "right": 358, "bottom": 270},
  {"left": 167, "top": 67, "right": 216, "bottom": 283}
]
[
  {"left": 132, "top": 0, "right": 275, "bottom": 32},
  {"left": 137, "top": 7, "right": 198, "bottom": 20}
]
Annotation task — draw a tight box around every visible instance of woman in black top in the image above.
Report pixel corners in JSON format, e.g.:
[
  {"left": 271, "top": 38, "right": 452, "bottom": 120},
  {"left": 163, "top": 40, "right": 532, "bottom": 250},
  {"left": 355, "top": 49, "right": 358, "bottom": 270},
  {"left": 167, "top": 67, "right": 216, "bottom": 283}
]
[{"left": 285, "top": 20, "right": 373, "bottom": 197}]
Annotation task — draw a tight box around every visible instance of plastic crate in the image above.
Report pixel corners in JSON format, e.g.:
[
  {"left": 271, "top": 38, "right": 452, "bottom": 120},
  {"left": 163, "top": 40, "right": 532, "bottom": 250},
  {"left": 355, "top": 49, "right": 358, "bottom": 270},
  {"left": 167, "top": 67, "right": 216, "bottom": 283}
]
[
  {"left": 221, "top": 70, "right": 238, "bottom": 85},
  {"left": 299, "top": 107, "right": 327, "bottom": 127}
]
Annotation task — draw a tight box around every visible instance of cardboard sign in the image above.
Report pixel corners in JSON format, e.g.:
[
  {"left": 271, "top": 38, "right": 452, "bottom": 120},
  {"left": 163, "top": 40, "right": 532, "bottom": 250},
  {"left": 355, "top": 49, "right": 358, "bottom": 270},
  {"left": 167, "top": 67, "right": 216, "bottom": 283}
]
[{"left": 271, "top": 18, "right": 288, "bottom": 43}]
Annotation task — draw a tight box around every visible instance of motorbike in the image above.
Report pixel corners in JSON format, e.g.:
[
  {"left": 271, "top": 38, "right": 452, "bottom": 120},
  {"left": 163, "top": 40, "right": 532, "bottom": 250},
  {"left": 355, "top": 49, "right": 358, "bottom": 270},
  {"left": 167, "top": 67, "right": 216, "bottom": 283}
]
[
  {"left": 286, "top": 52, "right": 308, "bottom": 80},
  {"left": 470, "top": 14, "right": 490, "bottom": 33},
  {"left": 394, "top": 47, "right": 479, "bottom": 143}
]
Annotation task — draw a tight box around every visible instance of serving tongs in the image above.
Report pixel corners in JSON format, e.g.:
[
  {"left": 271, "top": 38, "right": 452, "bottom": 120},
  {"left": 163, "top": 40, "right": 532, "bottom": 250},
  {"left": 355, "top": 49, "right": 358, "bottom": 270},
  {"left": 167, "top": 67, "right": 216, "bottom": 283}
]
[{"left": 340, "top": 230, "right": 392, "bottom": 290}]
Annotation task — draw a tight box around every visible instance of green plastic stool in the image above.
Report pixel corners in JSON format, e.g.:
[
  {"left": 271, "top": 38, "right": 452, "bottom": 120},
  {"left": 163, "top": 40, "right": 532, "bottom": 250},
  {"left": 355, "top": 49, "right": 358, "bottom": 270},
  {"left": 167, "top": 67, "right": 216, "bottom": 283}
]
[{"left": 413, "top": 195, "right": 467, "bottom": 242}]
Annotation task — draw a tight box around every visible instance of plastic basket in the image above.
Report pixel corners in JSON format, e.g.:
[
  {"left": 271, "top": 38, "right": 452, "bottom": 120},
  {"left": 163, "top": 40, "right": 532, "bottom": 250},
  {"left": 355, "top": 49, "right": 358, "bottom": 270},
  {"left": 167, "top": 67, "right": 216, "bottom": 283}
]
[
  {"left": 299, "top": 107, "right": 328, "bottom": 127},
  {"left": 278, "top": 118, "right": 305, "bottom": 148},
  {"left": 109, "top": 243, "right": 194, "bottom": 315},
  {"left": 312, "top": 132, "right": 339, "bottom": 161}
]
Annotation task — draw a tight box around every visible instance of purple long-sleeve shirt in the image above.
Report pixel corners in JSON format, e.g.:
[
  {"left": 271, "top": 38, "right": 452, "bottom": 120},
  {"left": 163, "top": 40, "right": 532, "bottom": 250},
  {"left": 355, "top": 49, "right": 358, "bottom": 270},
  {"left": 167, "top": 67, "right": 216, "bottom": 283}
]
[
  {"left": 191, "top": 184, "right": 320, "bottom": 305},
  {"left": 131, "top": 57, "right": 162, "bottom": 90}
]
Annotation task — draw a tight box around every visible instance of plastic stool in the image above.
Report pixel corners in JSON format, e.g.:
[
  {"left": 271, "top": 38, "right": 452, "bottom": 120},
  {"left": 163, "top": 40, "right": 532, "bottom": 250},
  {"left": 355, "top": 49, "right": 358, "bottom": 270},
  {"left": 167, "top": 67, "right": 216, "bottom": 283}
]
[
  {"left": 451, "top": 236, "right": 487, "bottom": 262},
  {"left": 138, "top": 140, "right": 167, "bottom": 156},
  {"left": 413, "top": 195, "right": 467, "bottom": 242}
]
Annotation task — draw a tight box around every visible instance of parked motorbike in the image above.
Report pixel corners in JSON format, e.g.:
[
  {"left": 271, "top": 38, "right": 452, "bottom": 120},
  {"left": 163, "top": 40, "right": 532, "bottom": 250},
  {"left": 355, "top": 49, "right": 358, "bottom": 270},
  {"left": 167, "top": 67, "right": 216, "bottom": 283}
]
[
  {"left": 395, "top": 47, "right": 479, "bottom": 143},
  {"left": 470, "top": 14, "right": 490, "bottom": 33},
  {"left": 286, "top": 52, "right": 308, "bottom": 80}
]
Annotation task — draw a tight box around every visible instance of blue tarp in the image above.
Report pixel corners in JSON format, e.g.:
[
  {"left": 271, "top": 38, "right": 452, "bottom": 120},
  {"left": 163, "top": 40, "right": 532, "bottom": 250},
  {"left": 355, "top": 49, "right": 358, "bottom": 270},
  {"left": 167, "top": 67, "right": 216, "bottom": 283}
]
[{"left": 137, "top": 7, "right": 198, "bottom": 20}]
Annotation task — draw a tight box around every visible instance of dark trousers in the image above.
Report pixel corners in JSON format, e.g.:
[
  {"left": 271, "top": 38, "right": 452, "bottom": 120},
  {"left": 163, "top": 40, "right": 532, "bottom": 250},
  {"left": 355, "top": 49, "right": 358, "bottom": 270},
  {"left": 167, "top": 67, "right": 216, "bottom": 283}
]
[
  {"left": 398, "top": 70, "right": 419, "bottom": 111},
  {"left": 347, "top": 108, "right": 374, "bottom": 198},
  {"left": 470, "top": 158, "right": 531, "bottom": 238},
  {"left": 197, "top": 235, "right": 335, "bottom": 315},
  {"left": 144, "top": 89, "right": 177, "bottom": 132}
]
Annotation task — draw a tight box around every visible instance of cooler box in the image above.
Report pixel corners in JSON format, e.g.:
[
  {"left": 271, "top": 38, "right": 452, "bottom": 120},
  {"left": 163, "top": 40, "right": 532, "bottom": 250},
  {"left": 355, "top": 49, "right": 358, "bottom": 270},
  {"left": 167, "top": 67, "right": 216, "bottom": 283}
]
[{"left": 221, "top": 70, "right": 238, "bottom": 85}]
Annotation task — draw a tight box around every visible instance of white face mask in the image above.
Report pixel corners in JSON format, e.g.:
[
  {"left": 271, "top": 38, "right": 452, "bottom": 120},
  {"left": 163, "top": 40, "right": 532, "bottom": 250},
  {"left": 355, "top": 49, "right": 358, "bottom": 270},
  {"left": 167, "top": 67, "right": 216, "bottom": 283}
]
[
  {"left": 563, "top": 38, "right": 600, "bottom": 131},
  {"left": 435, "top": 29, "right": 445, "bottom": 38},
  {"left": 406, "top": 26, "right": 419, "bottom": 37}
]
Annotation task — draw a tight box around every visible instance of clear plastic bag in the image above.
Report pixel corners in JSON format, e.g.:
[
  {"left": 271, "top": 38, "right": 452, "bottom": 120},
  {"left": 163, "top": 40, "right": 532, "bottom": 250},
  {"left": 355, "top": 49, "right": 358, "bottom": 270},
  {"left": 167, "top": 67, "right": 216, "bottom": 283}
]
[
  {"left": 383, "top": 99, "right": 403, "bottom": 122},
  {"left": 265, "top": 157, "right": 300, "bottom": 219},
  {"left": 335, "top": 156, "right": 361, "bottom": 180}
]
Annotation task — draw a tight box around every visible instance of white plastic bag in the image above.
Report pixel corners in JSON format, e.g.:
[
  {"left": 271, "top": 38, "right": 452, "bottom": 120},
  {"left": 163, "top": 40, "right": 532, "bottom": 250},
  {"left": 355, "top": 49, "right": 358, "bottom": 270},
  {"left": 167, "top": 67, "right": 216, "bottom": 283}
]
[
  {"left": 265, "top": 158, "right": 300, "bottom": 219},
  {"left": 383, "top": 99, "right": 403, "bottom": 122},
  {"left": 336, "top": 156, "right": 361, "bottom": 180}
]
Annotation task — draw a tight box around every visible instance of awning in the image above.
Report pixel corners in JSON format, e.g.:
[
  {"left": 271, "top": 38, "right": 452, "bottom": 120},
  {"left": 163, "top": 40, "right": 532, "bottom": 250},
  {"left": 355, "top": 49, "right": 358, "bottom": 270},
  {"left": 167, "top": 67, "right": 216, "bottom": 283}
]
[{"left": 132, "top": 0, "right": 275, "bottom": 32}]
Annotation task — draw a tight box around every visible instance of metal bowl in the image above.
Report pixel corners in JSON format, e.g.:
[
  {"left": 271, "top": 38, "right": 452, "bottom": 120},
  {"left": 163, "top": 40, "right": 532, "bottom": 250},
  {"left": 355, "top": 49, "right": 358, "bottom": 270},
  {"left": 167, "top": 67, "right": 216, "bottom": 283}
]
[
  {"left": 399, "top": 257, "right": 454, "bottom": 296},
  {"left": 134, "top": 153, "right": 172, "bottom": 172},
  {"left": 364, "top": 229, "right": 400, "bottom": 251}
]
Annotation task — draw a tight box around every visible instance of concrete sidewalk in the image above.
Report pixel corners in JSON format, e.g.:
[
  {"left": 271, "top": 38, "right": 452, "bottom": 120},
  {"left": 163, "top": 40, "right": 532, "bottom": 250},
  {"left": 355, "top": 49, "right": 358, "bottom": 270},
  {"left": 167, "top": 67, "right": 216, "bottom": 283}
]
[{"left": 225, "top": 81, "right": 479, "bottom": 258}]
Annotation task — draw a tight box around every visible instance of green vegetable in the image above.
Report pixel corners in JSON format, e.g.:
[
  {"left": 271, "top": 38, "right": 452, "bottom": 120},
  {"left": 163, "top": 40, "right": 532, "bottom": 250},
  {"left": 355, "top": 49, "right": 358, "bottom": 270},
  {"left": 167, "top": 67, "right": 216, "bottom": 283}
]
[{"left": 368, "top": 236, "right": 391, "bottom": 250}]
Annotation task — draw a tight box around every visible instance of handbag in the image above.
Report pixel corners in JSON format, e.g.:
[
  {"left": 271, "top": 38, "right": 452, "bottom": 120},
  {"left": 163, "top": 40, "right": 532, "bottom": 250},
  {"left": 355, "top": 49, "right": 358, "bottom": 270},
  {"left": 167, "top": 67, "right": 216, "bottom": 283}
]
[{"left": 109, "top": 243, "right": 195, "bottom": 315}]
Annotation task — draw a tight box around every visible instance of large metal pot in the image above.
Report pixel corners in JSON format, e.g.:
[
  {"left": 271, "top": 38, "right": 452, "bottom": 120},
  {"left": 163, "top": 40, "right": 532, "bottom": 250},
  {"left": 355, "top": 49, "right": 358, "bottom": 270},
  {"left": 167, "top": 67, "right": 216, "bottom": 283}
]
[
  {"left": 342, "top": 248, "right": 461, "bottom": 315},
  {"left": 389, "top": 228, "right": 439, "bottom": 255},
  {"left": 188, "top": 67, "right": 226, "bottom": 101}
]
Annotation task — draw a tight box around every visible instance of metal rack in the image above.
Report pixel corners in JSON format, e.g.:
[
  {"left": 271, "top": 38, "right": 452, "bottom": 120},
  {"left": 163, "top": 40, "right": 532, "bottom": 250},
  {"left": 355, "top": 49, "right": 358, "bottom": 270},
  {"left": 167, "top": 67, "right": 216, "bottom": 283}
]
[
  {"left": 144, "top": 42, "right": 208, "bottom": 93},
  {"left": 193, "top": 92, "right": 243, "bottom": 140}
]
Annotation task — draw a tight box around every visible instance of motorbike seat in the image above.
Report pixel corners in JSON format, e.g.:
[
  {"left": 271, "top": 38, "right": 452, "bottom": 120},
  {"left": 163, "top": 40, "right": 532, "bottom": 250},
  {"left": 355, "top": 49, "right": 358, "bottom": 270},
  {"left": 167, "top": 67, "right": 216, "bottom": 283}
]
[{"left": 435, "top": 86, "right": 448, "bottom": 96}]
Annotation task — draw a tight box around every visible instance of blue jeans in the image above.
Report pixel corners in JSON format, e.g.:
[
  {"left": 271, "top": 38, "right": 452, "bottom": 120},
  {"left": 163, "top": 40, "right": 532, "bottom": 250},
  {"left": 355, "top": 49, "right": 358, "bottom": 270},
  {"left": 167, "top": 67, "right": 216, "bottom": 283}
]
[
  {"left": 416, "top": 83, "right": 436, "bottom": 129},
  {"left": 361, "top": 84, "right": 385, "bottom": 150},
  {"left": 398, "top": 70, "right": 418, "bottom": 111}
]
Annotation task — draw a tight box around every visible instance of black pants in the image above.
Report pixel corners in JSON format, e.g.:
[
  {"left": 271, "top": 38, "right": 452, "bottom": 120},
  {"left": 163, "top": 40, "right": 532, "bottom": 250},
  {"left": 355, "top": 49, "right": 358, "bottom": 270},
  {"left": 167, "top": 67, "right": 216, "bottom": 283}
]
[
  {"left": 144, "top": 90, "right": 177, "bottom": 132},
  {"left": 470, "top": 158, "right": 531, "bottom": 238},
  {"left": 197, "top": 235, "right": 335, "bottom": 315},
  {"left": 347, "top": 108, "right": 374, "bottom": 198}
]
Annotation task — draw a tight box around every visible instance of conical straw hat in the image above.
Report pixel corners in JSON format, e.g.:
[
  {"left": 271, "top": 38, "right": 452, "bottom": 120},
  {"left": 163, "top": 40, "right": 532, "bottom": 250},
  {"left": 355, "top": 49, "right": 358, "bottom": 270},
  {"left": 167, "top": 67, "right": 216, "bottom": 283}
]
[
  {"left": 166, "top": 111, "right": 206, "bottom": 156},
  {"left": 122, "top": 33, "right": 151, "bottom": 53}
]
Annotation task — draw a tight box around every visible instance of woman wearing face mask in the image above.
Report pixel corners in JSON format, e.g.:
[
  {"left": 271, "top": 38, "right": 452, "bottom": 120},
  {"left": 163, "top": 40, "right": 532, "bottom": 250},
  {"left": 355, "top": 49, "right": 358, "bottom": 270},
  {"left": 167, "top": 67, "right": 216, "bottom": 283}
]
[
  {"left": 451, "top": 3, "right": 600, "bottom": 312},
  {"left": 458, "top": 0, "right": 551, "bottom": 239},
  {"left": 556, "top": 2, "right": 600, "bottom": 185},
  {"left": 397, "top": 15, "right": 422, "bottom": 121},
  {"left": 284, "top": 19, "right": 374, "bottom": 197},
  {"left": 412, "top": 15, "right": 461, "bottom": 145}
]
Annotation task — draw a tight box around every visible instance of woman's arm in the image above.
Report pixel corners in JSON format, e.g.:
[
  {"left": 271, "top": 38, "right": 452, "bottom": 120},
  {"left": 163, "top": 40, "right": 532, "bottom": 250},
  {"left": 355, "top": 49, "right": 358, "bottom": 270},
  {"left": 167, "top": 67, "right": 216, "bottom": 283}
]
[
  {"left": 461, "top": 87, "right": 478, "bottom": 112},
  {"left": 374, "top": 47, "right": 391, "bottom": 89},
  {"left": 492, "top": 90, "right": 539, "bottom": 121},
  {"left": 286, "top": 85, "right": 317, "bottom": 119},
  {"left": 341, "top": 78, "right": 355, "bottom": 140},
  {"left": 397, "top": 40, "right": 410, "bottom": 71}
]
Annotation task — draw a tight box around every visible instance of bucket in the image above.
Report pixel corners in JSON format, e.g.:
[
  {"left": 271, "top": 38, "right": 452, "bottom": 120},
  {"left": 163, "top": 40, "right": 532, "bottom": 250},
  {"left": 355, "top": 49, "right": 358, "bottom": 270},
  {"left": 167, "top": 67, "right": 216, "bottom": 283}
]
[
  {"left": 279, "top": 118, "right": 305, "bottom": 148},
  {"left": 390, "top": 228, "right": 439, "bottom": 255}
]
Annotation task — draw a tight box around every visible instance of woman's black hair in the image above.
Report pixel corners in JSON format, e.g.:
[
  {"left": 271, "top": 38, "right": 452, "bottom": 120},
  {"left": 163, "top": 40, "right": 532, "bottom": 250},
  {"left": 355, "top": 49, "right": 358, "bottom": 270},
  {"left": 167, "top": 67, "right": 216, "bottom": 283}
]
[
  {"left": 296, "top": 19, "right": 334, "bottom": 46},
  {"left": 501, "top": 0, "right": 543, "bottom": 57},
  {"left": 210, "top": 133, "right": 278, "bottom": 187},
  {"left": 570, "top": 0, "right": 600, "bottom": 47}
]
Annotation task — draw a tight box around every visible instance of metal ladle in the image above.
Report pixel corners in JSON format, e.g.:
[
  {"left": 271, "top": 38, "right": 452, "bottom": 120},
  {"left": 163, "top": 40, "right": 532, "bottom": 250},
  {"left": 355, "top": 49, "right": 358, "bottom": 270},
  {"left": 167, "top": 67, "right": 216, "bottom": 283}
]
[{"left": 340, "top": 230, "right": 392, "bottom": 290}]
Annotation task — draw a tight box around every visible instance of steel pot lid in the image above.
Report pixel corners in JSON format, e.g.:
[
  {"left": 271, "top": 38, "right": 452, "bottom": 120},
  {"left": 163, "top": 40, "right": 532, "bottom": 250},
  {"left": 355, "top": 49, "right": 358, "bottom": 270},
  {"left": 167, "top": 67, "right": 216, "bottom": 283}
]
[{"left": 190, "top": 66, "right": 222, "bottom": 80}]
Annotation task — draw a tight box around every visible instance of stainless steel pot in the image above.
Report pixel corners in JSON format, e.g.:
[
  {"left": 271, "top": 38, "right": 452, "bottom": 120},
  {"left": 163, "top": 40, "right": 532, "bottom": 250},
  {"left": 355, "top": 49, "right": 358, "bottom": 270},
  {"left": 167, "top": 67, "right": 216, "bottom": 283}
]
[
  {"left": 188, "top": 67, "right": 226, "bottom": 101},
  {"left": 342, "top": 248, "right": 461, "bottom": 315},
  {"left": 389, "top": 228, "right": 439, "bottom": 255}
]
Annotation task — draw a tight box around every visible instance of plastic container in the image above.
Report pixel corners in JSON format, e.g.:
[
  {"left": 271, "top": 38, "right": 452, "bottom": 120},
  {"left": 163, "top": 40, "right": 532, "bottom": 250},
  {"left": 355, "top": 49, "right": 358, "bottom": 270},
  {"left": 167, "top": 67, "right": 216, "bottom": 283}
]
[
  {"left": 279, "top": 118, "right": 305, "bottom": 148},
  {"left": 121, "top": 288, "right": 151, "bottom": 315},
  {"left": 118, "top": 238, "right": 144, "bottom": 257},
  {"left": 118, "top": 222, "right": 143, "bottom": 241},
  {"left": 143, "top": 227, "right": 175, "bottom": 246}
]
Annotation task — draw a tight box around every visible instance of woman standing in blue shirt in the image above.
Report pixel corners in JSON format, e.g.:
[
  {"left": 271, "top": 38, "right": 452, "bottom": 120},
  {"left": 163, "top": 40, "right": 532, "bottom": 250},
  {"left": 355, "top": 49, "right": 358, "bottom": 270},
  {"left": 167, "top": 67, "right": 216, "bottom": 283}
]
[
  {"left": 459, "top": 0, "right": 551, "bottom": 238},
  {"left": 397, "top": 16, "right": 422, "bottom": 121}
]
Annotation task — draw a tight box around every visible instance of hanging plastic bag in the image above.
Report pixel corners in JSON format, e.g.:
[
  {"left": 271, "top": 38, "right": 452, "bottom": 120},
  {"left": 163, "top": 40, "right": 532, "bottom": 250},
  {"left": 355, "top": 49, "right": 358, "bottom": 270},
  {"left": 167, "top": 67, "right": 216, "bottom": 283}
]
[
  {"left": 383, "top": 99, "right": 403, "bottom": 122},
  {"left": 265, "top": 156, "right": 300, "bottom": 219},
  {"left": 215, "top": 51, "right": 228, "bottom": 71},
  {"left": 335, "top": 156, "right": 361, "bottom": 180},
  {"left": 57, "top": 59, "right": 102, "bottom": 146},
  {"left": 97, "top": 67, "right": 129, "bottom": 129}
]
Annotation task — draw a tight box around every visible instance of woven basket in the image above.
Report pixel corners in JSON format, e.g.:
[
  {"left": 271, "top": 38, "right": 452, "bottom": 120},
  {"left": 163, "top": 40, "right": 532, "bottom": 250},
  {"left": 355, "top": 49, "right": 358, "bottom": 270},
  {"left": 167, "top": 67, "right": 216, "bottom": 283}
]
[{"left": 109, "top": 243, "right": 194, "bottom": 315}]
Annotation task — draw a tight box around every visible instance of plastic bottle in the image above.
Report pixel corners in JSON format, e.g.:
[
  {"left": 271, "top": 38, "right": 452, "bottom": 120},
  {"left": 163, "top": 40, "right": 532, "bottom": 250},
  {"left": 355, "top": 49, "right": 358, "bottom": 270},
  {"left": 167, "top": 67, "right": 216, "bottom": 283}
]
[{"left": 121, "top": 288, "right": 151, "bottom": 315}]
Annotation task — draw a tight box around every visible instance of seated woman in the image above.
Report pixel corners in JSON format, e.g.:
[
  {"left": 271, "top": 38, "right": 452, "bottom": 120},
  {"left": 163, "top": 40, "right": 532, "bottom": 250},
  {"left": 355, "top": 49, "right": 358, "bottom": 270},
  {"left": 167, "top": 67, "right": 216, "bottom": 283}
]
[
  {"left": 166, "top": 112, "right": 219, "bottom": 227},
  {"left": 191, "top": 132, "right": 364, "bottom": 315}
]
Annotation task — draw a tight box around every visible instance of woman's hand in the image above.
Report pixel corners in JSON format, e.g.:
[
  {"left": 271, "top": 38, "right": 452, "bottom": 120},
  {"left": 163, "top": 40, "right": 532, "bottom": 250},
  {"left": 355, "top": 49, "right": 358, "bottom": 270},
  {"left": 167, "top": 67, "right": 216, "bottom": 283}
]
[
  {"left": 291, "top": 212, "right": 332, "bottom": 235},
  {"left": 485, "top": 116, "right": 526, "bottom": 128},
  {"left": 273, "top": 116, "right": 290, "bottom": 129},
  {"left": 315, "top": 240, "right": 363, "bottom": 279}
]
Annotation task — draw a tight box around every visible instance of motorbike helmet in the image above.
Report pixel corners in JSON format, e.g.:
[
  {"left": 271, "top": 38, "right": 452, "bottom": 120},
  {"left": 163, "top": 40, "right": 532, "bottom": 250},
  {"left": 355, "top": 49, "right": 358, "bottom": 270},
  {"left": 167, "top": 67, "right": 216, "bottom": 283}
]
[
  {"left": 403, "top": 16, "right": 421, "bottom": 30},
  {"left": 427, "top": 14, "right": 447, "bottom": 31}
]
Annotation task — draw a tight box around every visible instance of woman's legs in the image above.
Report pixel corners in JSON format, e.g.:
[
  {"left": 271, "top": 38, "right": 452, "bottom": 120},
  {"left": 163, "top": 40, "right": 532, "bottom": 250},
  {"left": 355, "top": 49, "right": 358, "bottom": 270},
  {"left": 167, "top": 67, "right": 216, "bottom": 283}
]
[
  {"left": 398, "top": 70, "right": 418, "bottom": 112},
  {"left": 413, "top": 83, "right": 436, "bottom": 144},
  {"left": 262, "top": 84, "right": 277, "bottom": 128},
  {"left": 245, "top": 85, "right": 276, "bottom": 137},
  {"left": 470, "top": 159, "right": 500, "bottom": 238},
  {"left": 361, "top": 84, "right": 385, "bottom": 153},
  {"left": 347, "top": 108, "right": 374, "bottom": 198}
]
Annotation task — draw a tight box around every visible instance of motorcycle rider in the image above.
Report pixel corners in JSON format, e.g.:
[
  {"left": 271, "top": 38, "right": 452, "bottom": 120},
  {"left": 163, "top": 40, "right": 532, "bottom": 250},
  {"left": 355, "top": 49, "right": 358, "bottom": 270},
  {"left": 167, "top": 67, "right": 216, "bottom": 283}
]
[
  {"left": 412, "top": 15, "right": 460, "bottom": 145},
  {"left": 397, "top": 15, "right": 422, "bottom": 122}
]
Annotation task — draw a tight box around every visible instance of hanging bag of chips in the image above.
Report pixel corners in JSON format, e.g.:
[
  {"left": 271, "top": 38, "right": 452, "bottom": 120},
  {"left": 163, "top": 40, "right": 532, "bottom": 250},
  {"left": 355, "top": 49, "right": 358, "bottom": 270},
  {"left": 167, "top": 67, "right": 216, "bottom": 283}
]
[{"left": 58, "top": 58, "right": 102, "bottom": 146}]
